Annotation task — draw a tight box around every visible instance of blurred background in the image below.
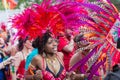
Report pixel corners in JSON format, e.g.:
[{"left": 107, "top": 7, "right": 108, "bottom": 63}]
[{"left": 0, "top": 0, "right": 120, "bottom": 23}]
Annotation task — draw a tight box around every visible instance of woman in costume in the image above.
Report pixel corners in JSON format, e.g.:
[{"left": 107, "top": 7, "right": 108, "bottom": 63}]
[
  {"left": 57, "top": 29, "right": 75, "bottom": 71},
  {"left": 25, "top": 31, "right": 66, "bottom": 80},
  {"left": 68, "top": 34, "right": 90, "bottom": 80},
  {"left": 0, "top": 25, "right": 13, "bottom": 80},
  {"left": 13, "top": 37, "right": 33, "bottom": 79},
  {"left": 11, "top": 1, "right": 68, "bottom": 79}
]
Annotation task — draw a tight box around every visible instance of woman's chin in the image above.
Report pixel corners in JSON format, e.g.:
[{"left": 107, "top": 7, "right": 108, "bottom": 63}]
[{"left": 52, "top": 50, "right": 57, "bottom": 54}]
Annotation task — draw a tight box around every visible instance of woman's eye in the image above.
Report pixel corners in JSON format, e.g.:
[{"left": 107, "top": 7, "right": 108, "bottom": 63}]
[
  {"left": 54, "top": 39, "right": 59, "bottom": 43},
  {"left": 48, "top": 42, "right": 52, "bottom": 44}
]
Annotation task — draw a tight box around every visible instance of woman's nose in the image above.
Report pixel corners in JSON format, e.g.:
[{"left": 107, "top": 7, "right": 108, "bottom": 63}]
[{"left": 53, "top": 40, "right": 58, "bottom": 46}]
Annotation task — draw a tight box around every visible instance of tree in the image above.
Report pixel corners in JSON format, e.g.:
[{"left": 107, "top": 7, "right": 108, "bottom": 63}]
[
  {"left": 16, "top": 0, "right": 42, "bottom": 9},
  {"left": 0, "top": 0, "right": 119, "bottom": 11},
  {"left": 110, "top": 0, "right": 120, "bottom": 11},
  {"left": 89, "top": 0, "right": 120, "bottom": 11},
  {"left": 0, "top": 1, "right": 6, "bottom": 10}
]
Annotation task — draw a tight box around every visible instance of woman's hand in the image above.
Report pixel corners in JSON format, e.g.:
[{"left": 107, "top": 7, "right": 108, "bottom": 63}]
[
  {"left": 70, "top": 73, "right": 88, "bottom": 80},
  {"left": 3, "top": 56, "right": 15, "bottom": 66},
  {"left": 66, "top": 71, "right": 76, "bottom": 80},
  {"left": 34, "top": 70, "right": 43, "bottom": 80}
]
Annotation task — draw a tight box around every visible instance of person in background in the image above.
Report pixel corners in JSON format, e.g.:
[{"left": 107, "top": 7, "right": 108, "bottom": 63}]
[
  {"left": 0, "top": 36, "right": 15, "bottom": 80},
  {"left": 104, "top": 64, "right": 120, "bottom": 80},
  {"left": 104, "top": 37, "right": 120, "bottom": 80},
  {"left": 25, "top": 37, "right": 40, "bottom": 72},
  {"left": 58, "top": 29, "right": 75, "bottom": 71},
  {"left": 68, "top": 34, "right": 90, "bottom": 80},
  {"left": 13, "top": 37, "right": 33, "bottom": 80},
  {"left": 5, "top": 31, "right": 18, "bottom": 56}
]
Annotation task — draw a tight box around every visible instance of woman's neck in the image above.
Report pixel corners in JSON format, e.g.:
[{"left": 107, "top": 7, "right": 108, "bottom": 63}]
[
  {"left": 46, "top": 53, "right": 55, "bottom": 59},
  {"left": 22, "top": 46, "right": 29, "bottom": 54}
]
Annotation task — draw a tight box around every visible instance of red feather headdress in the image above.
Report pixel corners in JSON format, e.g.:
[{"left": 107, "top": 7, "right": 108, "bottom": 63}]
[{"left": 11, "top": 2, "right": 66, "bottom": 40}]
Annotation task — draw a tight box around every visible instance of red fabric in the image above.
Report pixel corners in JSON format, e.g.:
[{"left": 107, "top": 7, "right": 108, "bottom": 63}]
[
  {"left": 5, "top": 75, "right": 12, "bottom": 80},
  {"left": 58, "top": 37, "right": 74, "bottom": 71},
  {"left": 5, "top": 68, "right": 12, "bottom": 80},
  {"left": 117, "top": 52, "right": 120, "bottom": 63},
  {"left": 58, "top": 37, "right": 68, "bottom": 51},
  {"left": 17, "top": 60, "right": 25, "bottom": 79}
]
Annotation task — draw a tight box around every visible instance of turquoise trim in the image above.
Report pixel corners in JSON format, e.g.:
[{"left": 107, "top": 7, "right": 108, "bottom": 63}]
[{"left": 25, "top": 48, "right": 38, "bottom": 70}]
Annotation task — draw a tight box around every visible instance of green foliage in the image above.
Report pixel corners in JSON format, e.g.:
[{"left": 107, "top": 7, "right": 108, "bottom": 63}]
[
  {"left": 16, "top": 0, "right": 42, "bottom": 9},
  {"left": 0, "top": 1, "right": 5, "bottom": 10},
  {"left": 89, "top": 0, "right": 120, "bottom": 11},
  {"left": 110, "top": 0, "right": 120, "bottom": 11},
  {"left": 0, "top": 0, "right": 119, "bottom": 11}
]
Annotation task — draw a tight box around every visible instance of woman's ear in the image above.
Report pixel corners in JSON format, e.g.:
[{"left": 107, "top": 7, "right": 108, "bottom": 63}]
[{"left": 117, "top": 37, "right": 120, "bottom": 49}]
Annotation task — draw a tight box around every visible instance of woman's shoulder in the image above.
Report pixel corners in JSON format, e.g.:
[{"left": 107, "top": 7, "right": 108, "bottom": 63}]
[
  {"left": 31, "top": 54, "right": 44, "bottom": 69},
  {"left": 32, "top": 54, "right": 42, "bottom": 61}
]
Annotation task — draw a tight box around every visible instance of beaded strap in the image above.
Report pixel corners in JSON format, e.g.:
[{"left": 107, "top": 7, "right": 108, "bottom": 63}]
[{"left": 88, "top": 43, "right": 106, "bottom": 69}]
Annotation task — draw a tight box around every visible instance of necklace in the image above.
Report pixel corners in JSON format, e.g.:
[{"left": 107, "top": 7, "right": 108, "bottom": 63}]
[
  {"left": 46, "top": 57, "right": 57, "bottom": 69},
  {"left": 46, "top": 57, "right": 61, "bottom": 75}
]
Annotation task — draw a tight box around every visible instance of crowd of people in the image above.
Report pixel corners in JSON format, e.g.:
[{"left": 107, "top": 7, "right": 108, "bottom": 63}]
[
  {"left": 0, "top": 0, "right": 120, "bottom": 80},
  {"left": 0, "top": 28, "right": 119, "bottom": 80}
]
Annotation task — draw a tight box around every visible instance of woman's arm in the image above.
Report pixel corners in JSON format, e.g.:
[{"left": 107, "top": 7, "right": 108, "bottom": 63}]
[
  {"left": 69, "top": 51, "right": 82, "bottom": 69},
  {"left": 25, "top": 55, "right": 43, "bottom": 80},
  {"left": 63, "top": 38, "right": 75, "bottom": 53}
]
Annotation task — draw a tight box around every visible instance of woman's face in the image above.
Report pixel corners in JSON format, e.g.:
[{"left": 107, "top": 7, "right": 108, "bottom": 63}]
[
  {"left": 66, "top": 29, "right": 73, "bottom": 38},
  {"left": 77, "top": 41, "right": 89, "bottom": 48},
  {"left": 24, "top": 40, "right": 33, "bottom": 49},
  {"left": 44, "top": 37, "right": 58, "bottom": 54}
]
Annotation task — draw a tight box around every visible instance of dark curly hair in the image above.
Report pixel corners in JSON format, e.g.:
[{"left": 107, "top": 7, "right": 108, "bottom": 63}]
[
  {"left": 32, "top": 36, "right": 41, "bottom": 48},
  {"left": 74, "top": 34, "right": 83, "bottom": 42},
  {"left": 32, "top": 31, "right": 52, "bottom": 55},
  {"left": 17, "top": 37, "right": 28, "bottom": 51}
]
